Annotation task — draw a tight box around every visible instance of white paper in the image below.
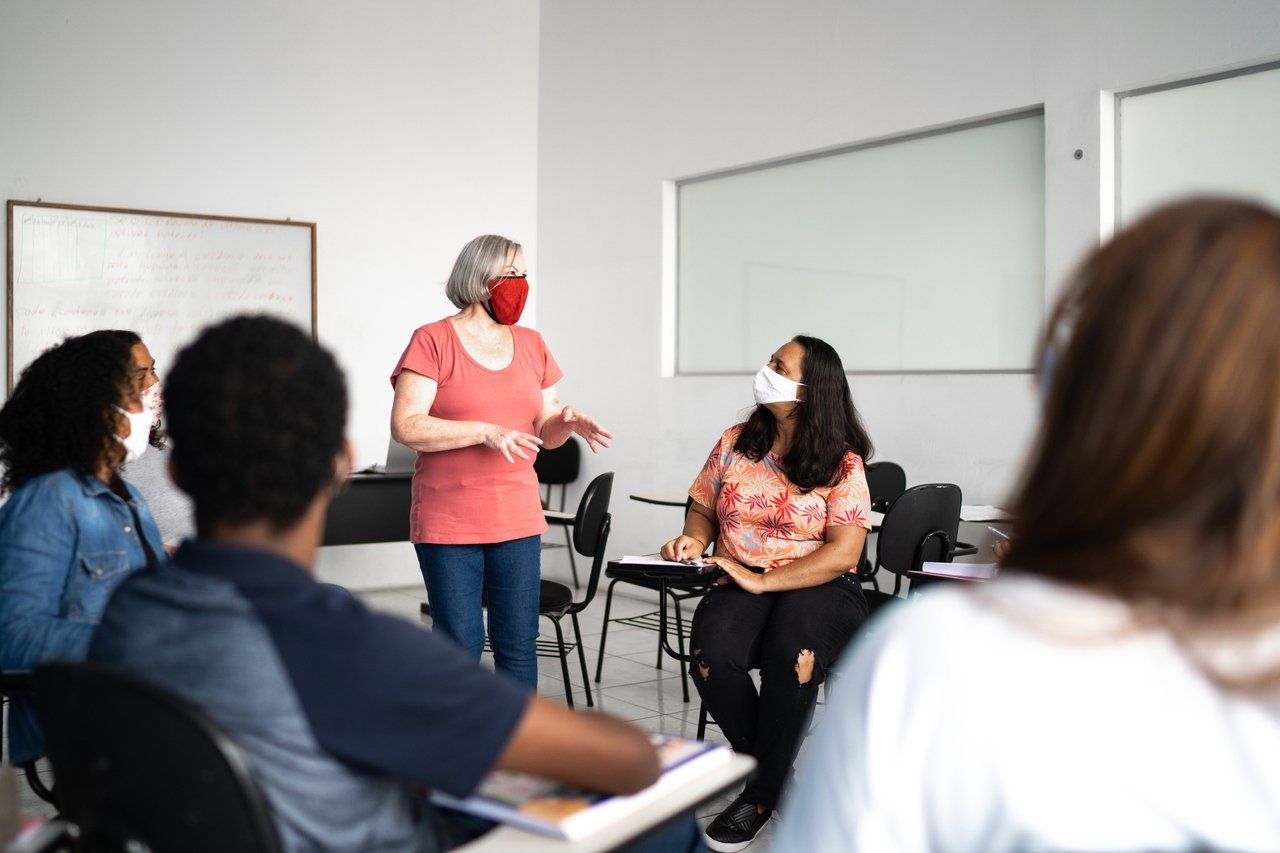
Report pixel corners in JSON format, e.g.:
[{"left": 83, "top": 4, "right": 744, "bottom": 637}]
[
  {"left": 918, "top": 561, "right": 999, "bottom": 581},
  {"left": 959, "top": 505, "right": 1012, "bottom": 522},
  {"left": 618, "top": 555, "right": 707, "bottom": 568}
]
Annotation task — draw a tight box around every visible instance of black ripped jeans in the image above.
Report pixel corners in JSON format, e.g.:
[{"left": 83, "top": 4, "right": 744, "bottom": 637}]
[{"left": 689, "top": 571, "right": 868, "bottom": 809}]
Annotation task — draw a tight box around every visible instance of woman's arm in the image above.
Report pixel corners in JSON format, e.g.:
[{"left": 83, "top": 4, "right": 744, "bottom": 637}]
[
  {"left": 0, "top": 487, "right": 95, "bottom": 667},
  {"left": 495, "top": 696, "right": 661, "bottom": 795},
  {"left": 533, "top": 385, "right": 613, "bottom": 453},
  {"left": 390, "top": 370, "right": 542, "bottom": 463},
  {"left": 707, "top": 524, "right": 867, "bottom": 594},
  {"left": 660, "top": 500, "right": 718, "bottom": 562}
]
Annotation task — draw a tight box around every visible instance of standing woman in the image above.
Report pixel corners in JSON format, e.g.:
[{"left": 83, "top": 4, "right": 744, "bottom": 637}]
[
  {"left": 660, "top": 335, "right": 874, "bottom": 852},
  {"left": 0, "top": 331, "right": 164, "bottom": 766},
  {"left": 390, "top": 235, "right": 612, "bottom": 689}
]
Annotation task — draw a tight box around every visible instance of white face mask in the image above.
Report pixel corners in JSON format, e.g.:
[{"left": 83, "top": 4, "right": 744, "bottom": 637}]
[
  {"left": 753, "top": 365, "right": 804, "bottom": 405},
  {"left": 141, "top": 382, "right": 163, "bottom": 426},
  {"left": 113, "top": 406, "right": 152, "bottom": 464}
]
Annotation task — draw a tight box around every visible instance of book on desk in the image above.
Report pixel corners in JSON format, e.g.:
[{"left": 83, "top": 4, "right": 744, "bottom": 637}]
[{"left": 432, "top": 736, "right": 731, "bottom": 841}]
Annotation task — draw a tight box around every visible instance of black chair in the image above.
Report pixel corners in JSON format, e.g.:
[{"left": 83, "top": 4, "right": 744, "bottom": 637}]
[
  {"left": 856, "top": 460, "right": 908, "bottom": 584},
  {"left": 33, "top": 661, "right": 282, "bottom": 853},
  {"left": 530, "top": 471, "right": 613, "bottom": 709},
  {"left": 594, "top": 499, "right": 712, "bottom": 705},
  {"left": 865, "top": 461, "right": 907, "bottom": 513},
  {"left": 536, "top": 438, "right": 583, "bottom": 587},
  {"left": 1, "top": 668, "right": 55, "bottom": 806},
  {"left": 870, "top": 483, "right": 969, "bottom": 597}
]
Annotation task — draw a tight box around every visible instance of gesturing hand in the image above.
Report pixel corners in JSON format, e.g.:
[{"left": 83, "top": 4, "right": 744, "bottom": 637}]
[
  {"left": 562, "top": 406, "right": 614, "bottom": 454},
  {"left": 483, "top": 425, "right": 543, "bottom": 463},
  {"left": 703, "top": 556, "right": 768, "bottom": 594}
]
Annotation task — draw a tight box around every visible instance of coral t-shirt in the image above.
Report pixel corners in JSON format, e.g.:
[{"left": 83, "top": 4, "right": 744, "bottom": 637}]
[
  {"left": 689, "top": 424, "right": 872, "bottom": 570},
  {"left": 390, "top": 319, "right": 563, "bottom": 544}
]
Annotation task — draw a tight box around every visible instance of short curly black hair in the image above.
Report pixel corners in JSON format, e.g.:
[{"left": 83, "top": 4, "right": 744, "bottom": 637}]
[
  {"left": 0, "top": 331, "right": 137, "bottom": 495},
  {"left": 165, "top": 315, "right": 347, "bottom": 534}
]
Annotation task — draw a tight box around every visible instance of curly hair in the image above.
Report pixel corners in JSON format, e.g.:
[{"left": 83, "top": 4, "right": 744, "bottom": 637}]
[
  {"left": 165, "top": 315, "right": 347, "bottom": 533},
  {"left": 0, "top": 331, "right": 136, "bottom": 495}
]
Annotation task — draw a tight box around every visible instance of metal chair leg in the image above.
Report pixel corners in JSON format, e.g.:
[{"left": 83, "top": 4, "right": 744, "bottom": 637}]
[
  {"left": 552, "top": 617, "right": 575, "bottom": 708},
  {"left": 697, "top": 703, "right": 708, "bottom": 741},
  {"left": 570, "top": 611, "right": 593, "bottom": 708},
  {"left": 23, "top": 761, "right": 55, "bottom": 805},
  {"left": 595, "top": 578, "right": 620, "bottom": 683},
  {"left": 671, "top": 591, "right": 690, "bottom": 703},
  {"left": 655, "top": 614, "right": 665, "bottom": 671}
]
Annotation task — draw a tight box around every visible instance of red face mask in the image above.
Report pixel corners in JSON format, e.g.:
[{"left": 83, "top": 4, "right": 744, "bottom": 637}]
[{"left": 486, "top": 275, "right": 529, "bottom": 325}]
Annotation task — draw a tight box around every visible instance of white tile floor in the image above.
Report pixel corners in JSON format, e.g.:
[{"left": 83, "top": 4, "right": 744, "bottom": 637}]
[{"left": 4, "top": 555, "right": 817, "bottom": 850}]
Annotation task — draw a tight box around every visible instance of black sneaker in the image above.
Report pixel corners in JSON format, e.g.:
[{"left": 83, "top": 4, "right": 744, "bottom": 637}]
[{"left": 703, "top": 793, "right": 772, "bottom": 852}]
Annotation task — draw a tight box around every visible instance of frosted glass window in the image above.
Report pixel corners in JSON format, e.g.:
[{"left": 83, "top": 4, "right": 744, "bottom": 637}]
[
  {"left": 676, "top": 113, "right": 1045, "bottom": 374},
  {"left": 1119, "top": 64, "right": 1280, "bottom": 224}
]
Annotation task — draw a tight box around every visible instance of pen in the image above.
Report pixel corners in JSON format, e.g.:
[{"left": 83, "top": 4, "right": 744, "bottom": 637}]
[{"left": 987, "top": 526, "right": 1011, "bottom": 541}]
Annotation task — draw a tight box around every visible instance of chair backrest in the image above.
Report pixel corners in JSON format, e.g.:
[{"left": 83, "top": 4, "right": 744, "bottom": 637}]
[
  {"left": 534, "top": 438, "right": 582, "bottom": 487},
  {"left": 865, "top": 461, "right": 907, "bottom": 513},
  {"left": 569, "top": 472, "right": 614, "bottom": 611},
  {"left": 34, "top": 662, "right": 282, "bottom": 853},
  {"left": 874, "top": 483, "right": 962, "bottom": 577}
]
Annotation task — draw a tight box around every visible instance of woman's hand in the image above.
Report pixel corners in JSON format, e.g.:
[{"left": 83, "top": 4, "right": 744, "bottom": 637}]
[
  {"left": 704, "top": 556, "right": 769, "bottom": 594},
  {"left": 482, "top": 424, "right": 544, "bottom": 463},
  {"left": 660, "top": 535, "right": 706, "bottom": 562},
  {"left": 561, "top": 406, "right": 614, "bottom": 453}
]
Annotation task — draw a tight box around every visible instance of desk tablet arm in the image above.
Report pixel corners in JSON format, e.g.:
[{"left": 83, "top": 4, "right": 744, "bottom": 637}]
[
  {"left": 0, "top": 668, "right": 34, "bottom": 696},
  {"left": 950, "top": 541, "right": 979, "bottom": 558}
]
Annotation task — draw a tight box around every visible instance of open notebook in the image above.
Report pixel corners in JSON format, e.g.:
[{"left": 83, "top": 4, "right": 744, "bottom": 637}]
[{"left": 431, "top": 735, "right": 732, "bottom": 840}]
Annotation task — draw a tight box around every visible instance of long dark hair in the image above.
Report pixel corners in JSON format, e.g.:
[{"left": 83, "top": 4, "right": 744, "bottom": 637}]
[
  {"left": 0, "top": 331, "right": 136, "bottom": 494},
  {"left": 1004, "top": 198, "right": 1280, "bottom": 690},
  {"left": 735, "top": 335, "right": 873, "bottom": 492}
]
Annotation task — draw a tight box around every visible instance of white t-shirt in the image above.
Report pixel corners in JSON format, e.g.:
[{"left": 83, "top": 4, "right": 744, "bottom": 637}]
[{"left": 776, "top": 574, "right": 1280, "bottom": 852}]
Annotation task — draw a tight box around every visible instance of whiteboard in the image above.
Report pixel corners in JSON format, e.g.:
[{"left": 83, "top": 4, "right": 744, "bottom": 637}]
[
  {"left": 6, "top": 201, "right": 315, "bottom": 390},
  {"left": 676, "top": 112, "right": 1045, "bottom": 373}
]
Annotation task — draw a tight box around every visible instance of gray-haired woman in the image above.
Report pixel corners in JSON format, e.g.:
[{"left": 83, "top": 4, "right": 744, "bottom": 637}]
[{"left": 389, "top": 235, "right": 611, "bottom": 688}]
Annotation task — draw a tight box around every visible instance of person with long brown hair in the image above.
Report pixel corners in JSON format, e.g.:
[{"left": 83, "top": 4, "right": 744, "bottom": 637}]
[
  {"left": 776, "top": 197, "right": 1280, "bottom": 852},
  {"left": 661, "top": 334, "right": 875, "bottom": 851}
]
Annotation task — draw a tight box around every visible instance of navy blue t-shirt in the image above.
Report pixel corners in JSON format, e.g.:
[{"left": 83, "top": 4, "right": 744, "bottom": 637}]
[{"left": 91, "top": 540, "right": 529, "bottom": 852}]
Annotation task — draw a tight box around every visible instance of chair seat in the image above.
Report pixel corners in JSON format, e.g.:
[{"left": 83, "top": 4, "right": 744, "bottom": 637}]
[
  {"left": 539, "top": 580, "right": 574, "bottom": 614},
  {"left": 544, "top": 510, "right": 575, "bottom": 525}
]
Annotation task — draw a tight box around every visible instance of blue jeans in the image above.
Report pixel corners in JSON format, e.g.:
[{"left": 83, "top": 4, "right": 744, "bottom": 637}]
[{"left": 415, "top": 536, "right": 541, "bottom": 689}]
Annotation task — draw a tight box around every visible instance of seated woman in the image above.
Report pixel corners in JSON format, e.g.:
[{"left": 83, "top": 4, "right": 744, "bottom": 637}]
[
  {"left": 777, "top": 198, "right": 1280, "bottom": 852},
  {"left": 0, "top": 330, "right": 164, "bottom": 766},
  {"left": 660, "top": 334, "right": 874, "bottom": 852},
  {"left": 111, "top": 330, "right": 195, "bottom": 553}
]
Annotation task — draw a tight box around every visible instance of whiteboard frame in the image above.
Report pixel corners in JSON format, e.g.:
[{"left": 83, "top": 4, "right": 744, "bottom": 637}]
[
  {"left": 6, "top": 199, "right": 317, "bottom": 392},
  {"left": 667, "top": 106, "right": 1045, "bottom": 377}
]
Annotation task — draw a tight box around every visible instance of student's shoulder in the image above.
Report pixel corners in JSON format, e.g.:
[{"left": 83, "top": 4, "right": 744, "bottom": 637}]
[
  {"left": 720, "top": 423, "right": 746, "bottom": 445},
  {"left": 1, "top": 468, "right": 85, "bottom": 514}
]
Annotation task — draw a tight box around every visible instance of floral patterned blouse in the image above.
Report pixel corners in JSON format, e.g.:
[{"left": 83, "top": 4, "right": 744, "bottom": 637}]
[{"left": 688, "top": 424, "right": 872, "bottom": 571}]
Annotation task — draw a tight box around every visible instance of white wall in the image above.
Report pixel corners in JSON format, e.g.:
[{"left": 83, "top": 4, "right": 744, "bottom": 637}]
[
  {"left": 1, "top": 0, "right": 540, "bottom": 588},
  {"left": 0, "top": 0, "right": 540, "bottom": 471},
  {"left": 535, "top": 0, "right": 1280, "bottom": 558}
]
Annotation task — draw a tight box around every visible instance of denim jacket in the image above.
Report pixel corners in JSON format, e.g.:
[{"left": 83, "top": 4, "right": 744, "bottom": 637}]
[{"left": 0, "top": 467, "right": 164, "bottom": 764}]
